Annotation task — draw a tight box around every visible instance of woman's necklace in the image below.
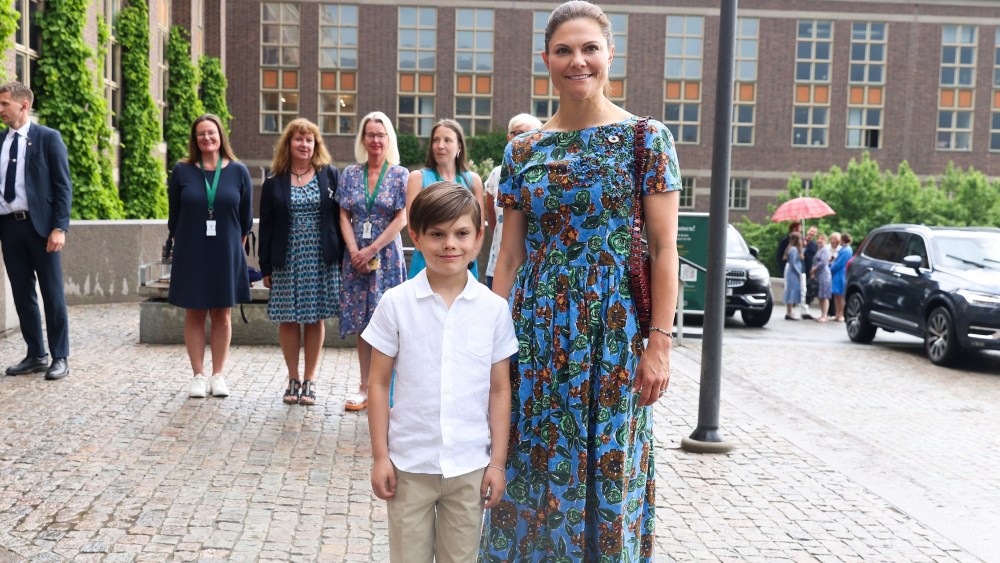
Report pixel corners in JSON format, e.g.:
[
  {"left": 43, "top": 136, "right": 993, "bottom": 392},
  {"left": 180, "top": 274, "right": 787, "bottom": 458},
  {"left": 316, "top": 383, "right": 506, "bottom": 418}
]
[{"left": 291, "top": 167, "right": 312, "bottom": 183}]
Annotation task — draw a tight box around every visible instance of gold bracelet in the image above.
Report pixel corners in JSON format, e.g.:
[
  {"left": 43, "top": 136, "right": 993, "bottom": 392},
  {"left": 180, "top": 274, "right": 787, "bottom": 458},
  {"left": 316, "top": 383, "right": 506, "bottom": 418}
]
[
  {"left": 486, "top": 464, "right": 505, "bottom": 473},
  {"left": 649, "top": 326, "right": 673, "bottom": 339}
]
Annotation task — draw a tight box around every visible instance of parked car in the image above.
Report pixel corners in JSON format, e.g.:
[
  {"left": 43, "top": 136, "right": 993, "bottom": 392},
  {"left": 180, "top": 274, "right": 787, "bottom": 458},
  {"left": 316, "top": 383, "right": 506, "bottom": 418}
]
[
  {"left": 844, "top": 224, "right": 1000, "bottom": 366},
  {"left": 725, "top": 224, "right": 773, "bottom": 327}
]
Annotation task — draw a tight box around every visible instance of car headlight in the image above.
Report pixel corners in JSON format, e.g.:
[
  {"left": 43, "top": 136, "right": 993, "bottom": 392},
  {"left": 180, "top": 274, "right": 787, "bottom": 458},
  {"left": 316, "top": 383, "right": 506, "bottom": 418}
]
[
  {"left": 956, "top": 289, "right": 1000, "bottom": 306},
  {"left": 748, "top": 267, "right": 770, "bottom": 280}
]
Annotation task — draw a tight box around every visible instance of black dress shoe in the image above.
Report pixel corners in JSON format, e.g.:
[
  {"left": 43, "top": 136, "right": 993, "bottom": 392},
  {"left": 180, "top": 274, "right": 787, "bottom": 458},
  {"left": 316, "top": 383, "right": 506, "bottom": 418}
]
[
  {"left": 45, "top": 358, "right": 69, "bottom": 380},
  {"left": 6, "top": 355, "right": 50, "bottom": 376}
]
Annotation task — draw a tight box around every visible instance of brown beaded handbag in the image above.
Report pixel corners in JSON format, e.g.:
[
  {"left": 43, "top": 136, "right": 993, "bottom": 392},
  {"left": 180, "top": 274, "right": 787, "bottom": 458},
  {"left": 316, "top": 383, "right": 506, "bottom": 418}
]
[{"left": 628, "top": 117, "right": 652, "bottom": 338}]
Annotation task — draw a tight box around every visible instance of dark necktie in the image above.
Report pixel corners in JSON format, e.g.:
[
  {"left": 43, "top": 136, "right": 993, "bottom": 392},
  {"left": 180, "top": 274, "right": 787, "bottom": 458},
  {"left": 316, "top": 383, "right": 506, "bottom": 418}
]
[{"left": 4, "top": 133, "right": 18, "bottom": 203}]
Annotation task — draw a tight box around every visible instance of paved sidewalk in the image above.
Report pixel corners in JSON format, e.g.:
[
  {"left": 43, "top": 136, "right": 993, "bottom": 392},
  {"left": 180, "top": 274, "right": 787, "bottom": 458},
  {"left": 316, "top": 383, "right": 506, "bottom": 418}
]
[{"left": 0, "top": 304, "right": 981, "bottom": 561}]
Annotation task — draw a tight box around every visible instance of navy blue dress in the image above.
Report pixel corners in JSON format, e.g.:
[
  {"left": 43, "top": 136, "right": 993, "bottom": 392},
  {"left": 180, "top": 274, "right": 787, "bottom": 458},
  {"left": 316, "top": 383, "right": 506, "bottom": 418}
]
[{"left": 167, "top": 161, "right": 253, "bottom": 309}]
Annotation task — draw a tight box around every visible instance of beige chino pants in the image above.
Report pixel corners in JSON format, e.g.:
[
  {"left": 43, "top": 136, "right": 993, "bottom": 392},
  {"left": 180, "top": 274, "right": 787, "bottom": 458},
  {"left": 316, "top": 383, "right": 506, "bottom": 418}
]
[{"left": 388, "top": 467, "right": 486, "bottom": 563}]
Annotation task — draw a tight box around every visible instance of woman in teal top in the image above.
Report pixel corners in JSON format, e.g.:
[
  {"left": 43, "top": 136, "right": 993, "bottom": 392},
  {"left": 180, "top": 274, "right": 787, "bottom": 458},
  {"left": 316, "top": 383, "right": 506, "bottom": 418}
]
[{"left": 405, "top": 119, "right": 485, "bottom": 279}]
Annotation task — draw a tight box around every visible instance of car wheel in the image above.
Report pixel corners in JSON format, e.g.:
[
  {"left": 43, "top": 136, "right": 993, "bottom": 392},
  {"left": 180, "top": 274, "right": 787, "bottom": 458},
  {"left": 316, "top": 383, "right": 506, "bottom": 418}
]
[
  {"left": 925, "top": 306, "right": 959, "bottom": 366},
  {"left": 741, "top": 296, "right": 772, "bottom": 327},
  {"left": 845, "top": 292, "right": 876, "bottom": 343}
]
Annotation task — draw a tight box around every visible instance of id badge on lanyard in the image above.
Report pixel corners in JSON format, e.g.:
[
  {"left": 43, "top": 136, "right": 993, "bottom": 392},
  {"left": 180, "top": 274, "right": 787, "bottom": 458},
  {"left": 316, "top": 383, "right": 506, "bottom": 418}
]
[{"left": 200, "top": 156, "right": 222, "bottom": 237}]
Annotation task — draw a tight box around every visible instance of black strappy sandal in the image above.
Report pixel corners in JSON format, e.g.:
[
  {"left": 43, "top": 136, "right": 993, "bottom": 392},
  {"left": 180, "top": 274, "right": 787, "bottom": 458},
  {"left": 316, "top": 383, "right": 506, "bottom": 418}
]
[
  {"left": 299, "top": 380, "right": 317, "bottom": 406},
  {"left": 283, "top": 379, "right": 301, "bottom": 404}
]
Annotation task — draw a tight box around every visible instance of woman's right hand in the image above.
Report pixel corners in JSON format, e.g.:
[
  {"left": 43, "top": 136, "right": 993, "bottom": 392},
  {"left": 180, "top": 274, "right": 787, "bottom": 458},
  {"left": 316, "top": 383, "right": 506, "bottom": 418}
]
[
  {"left": 263, "top": 275, "right": 272, "bottom": 289},
  {"left": 350, "top": 249, "right": 372, "bottom": 273}
]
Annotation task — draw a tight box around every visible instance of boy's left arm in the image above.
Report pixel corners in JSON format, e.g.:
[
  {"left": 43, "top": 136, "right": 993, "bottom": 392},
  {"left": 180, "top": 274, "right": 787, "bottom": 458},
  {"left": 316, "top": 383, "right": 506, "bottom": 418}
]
[{"left": 481, "top": 357, "right": 511, "bottom": 508}]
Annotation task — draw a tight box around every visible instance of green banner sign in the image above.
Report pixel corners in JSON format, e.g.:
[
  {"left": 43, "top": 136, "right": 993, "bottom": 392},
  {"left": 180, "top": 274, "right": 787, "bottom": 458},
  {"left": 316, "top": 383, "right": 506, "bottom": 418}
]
[{"left": 677, "top": 212, "right": 710, "bottom": 313}]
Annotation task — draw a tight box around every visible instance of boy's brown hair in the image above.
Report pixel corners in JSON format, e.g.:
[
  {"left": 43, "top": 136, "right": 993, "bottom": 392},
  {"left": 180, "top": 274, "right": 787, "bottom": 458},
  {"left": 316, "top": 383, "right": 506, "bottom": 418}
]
[{"left": 409, "top": 181, "right": 482, "bottom": 235}]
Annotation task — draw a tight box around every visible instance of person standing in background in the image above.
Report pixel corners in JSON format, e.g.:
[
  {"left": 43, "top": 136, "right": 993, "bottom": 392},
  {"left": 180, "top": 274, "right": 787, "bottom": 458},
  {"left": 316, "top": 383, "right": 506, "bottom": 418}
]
[
  {"left": 0, "top": 81, "right": 72, "bottom": 381},
  {"left": 405, "top": 119, "right": 484, "bottom": 280},
  {"left": 259, "top": 118, "right": 343, "bottom": 406},
  {"left": 336, "top": 112, "right": 409, "bottom": 412},
  {"left": 167, "top": 114, "right": 254, "bottom": 399},
  {"left": 483, "top": 114, "right": 542, "bottom": 289}
]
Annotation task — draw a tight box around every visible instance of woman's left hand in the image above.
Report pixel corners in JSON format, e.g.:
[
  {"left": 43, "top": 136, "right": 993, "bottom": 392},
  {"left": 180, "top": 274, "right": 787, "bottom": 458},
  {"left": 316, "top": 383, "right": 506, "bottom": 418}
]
[{"left": 633, "top": 335, "right": 671, "bottom": 407}]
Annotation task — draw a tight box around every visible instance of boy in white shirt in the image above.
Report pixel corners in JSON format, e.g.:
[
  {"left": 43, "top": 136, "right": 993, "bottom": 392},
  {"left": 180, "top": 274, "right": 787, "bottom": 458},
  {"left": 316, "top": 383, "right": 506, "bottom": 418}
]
[{"left": 363, "top": 181, "right": 517, "bottom": 563}]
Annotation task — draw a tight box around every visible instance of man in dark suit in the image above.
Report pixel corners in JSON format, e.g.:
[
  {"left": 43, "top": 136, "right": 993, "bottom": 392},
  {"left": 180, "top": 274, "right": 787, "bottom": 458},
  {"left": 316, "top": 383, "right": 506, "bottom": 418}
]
[{"left": 0, "top": 81, "right": 71, "bottom": 380}]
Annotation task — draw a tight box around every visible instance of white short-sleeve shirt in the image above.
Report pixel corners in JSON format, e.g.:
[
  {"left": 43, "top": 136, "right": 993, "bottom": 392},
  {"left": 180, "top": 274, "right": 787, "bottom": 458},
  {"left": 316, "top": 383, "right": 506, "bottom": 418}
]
[{"left": 362, "top": 270, "right": 518, "bottom": 477}]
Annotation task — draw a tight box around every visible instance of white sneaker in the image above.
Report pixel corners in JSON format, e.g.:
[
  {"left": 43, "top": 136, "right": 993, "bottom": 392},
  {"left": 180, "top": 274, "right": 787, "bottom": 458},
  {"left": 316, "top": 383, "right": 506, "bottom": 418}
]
[
  {"left": 189, "top": 374, "right": 207, "bottom": 398},
  {"left": 210, "top": 374, "right": 230, "bottom": 397}
]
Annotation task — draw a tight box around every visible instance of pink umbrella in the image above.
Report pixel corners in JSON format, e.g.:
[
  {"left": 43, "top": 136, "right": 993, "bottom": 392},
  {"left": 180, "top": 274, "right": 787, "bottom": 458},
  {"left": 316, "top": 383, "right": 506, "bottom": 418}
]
[{"left": 770, "top": 196, "right": 835, "bottom": 222}]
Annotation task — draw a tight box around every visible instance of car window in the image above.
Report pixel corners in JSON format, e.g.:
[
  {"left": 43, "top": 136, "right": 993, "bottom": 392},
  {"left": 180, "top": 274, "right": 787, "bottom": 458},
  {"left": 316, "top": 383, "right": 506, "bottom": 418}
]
[
  {"left": 864, "top": 231, "right": 907, "bottom": 262},
  {"left": 726, "top": 225, "right": 749, "bottom": 256},
  {"left": 932, "top": 232, "right": 1000, "bottom": 270},
  {"left": 901, "top": 235, "right": 929, "bottom": 268}
]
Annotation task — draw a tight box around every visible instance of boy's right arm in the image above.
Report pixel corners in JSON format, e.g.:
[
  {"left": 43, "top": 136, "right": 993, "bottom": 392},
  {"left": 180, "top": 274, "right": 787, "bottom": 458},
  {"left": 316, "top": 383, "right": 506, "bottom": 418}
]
[{"left": 368, "top": 347, "right": 397, "bottom": 500}]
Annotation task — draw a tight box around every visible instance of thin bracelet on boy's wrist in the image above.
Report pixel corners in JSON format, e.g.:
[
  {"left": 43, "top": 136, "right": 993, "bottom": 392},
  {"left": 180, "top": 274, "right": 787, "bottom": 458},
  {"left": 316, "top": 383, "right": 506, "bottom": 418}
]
[
  {"left": 649, "top": 326, "right": 673, "bottom": 339},
  {"left": 486, "top": 464, "right": 505, "bottom": 473}
]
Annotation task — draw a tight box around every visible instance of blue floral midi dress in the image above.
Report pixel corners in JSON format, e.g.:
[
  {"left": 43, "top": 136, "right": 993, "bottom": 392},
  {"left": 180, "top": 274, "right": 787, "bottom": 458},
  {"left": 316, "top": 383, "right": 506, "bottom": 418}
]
[
  {"left": 335, "top": 163, "right": 408, "bottom": 337},
  {"left": 479, "top": 117, "right": 681, "bottom": 562},
  {"left": 267, "top": 176, "right": 341, "bottom": 323}
]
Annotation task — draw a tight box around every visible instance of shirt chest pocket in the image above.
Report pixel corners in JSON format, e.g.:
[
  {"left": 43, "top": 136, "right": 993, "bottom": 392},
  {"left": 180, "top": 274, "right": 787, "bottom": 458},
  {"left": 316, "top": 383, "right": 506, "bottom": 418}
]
[{"left": 461, "top": 326, "right": 493, "bottom": 360}]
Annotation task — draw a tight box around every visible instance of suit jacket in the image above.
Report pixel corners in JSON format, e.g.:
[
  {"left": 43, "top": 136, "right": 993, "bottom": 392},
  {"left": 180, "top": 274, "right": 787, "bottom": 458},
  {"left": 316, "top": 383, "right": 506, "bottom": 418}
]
[
  {"left": 259, "top": 165, "right": 344, "bottom": 277},
  {"left": 2, "top": 124, "right": 72, "bottom": 238}
]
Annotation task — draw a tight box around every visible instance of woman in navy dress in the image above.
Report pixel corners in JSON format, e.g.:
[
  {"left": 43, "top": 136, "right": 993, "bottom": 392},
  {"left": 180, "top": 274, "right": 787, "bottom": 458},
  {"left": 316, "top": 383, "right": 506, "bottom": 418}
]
[
  {"left": 336, "top": 111, "right": 408, "bottom": 411},
  {"left": 168, "top": 114, "right": 253, "bottom": 399},
  {"left": 259, "top": 118, "right": 343, "bottom": 406},
  {"left": 405, "top": 119, "right": 484, "bottom": 279}
]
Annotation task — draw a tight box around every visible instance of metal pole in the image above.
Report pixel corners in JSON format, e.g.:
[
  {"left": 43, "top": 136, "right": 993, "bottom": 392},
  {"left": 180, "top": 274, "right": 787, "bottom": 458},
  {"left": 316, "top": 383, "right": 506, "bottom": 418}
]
[{"left": 681, "top": 0, "right": 737, "bottom": 454}]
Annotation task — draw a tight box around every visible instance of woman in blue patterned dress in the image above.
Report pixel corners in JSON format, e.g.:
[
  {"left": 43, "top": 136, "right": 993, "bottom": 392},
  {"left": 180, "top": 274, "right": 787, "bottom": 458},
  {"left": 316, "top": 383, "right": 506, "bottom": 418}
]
[
  {"left": 479, "top": 2, "right": 681, "bottom": 561},
  {"left": 336, "top": 112, "right": 409, "bottom": 411},
  {"left": 406, "top": 119, "right": 485, "bottom": 279},
  {"left": 259, "top": 118, "right": 343, "bottom": 406}
]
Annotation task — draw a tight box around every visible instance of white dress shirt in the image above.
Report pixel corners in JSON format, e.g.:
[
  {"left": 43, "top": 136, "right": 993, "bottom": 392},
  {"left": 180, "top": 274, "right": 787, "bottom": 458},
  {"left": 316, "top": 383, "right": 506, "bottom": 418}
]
[
  {"left": 0, "top": 121, "right": 31, "bottom": 214},
  {"left": 362, "top": 270, "right": 518, "bottom": 477}
]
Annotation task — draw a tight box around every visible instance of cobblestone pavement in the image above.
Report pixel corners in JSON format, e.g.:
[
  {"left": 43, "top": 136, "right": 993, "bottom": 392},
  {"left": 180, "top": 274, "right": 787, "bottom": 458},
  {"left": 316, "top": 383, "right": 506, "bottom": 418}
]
[{"left": 0, "top": 304, "right": 986, "bottom": 561}]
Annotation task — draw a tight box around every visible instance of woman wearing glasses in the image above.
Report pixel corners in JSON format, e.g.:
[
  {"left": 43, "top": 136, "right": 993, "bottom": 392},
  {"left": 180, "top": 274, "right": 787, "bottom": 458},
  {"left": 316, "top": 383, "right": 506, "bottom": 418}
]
[
  {"left": 335, "top": 111, "right": 409, "bottom": 411},
  {"left": 168, "top": 114, "right": 253, "bottom": 399}
]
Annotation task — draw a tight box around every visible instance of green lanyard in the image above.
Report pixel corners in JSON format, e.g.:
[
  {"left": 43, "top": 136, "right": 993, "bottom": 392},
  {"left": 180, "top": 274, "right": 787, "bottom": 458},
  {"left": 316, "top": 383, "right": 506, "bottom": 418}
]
[
  {"left": 364, "top": 161, "right": 388, "bottom": 213},
  {"left": 198, "top": 156, "right": 222, "bottom": 218}
]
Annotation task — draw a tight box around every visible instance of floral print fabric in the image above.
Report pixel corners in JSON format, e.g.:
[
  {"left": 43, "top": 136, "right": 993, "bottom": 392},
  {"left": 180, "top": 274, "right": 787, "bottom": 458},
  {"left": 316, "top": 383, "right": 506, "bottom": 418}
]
[{"left": 479, "top": 117, "right": 681, "bottom": 562}]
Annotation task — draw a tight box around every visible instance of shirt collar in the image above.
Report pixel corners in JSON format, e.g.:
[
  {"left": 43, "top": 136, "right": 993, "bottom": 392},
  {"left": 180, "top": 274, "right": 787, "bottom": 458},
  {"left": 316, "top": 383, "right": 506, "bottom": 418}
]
[
  {"left": 412, "top": 269, "right": 481, "bottom": 301},
  {"left": 7, "top": 121, "right": 29, "bottom": 139}
]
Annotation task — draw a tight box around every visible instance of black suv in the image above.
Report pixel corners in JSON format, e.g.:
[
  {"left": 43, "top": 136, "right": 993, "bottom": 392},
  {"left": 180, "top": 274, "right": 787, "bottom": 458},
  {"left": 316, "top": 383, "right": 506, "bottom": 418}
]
[
  {"left": 725, "top": 224, "right": 773, "bottom": 327},
  {"left": 844, "top": 224, "right": 1000, "bottom": 366}
]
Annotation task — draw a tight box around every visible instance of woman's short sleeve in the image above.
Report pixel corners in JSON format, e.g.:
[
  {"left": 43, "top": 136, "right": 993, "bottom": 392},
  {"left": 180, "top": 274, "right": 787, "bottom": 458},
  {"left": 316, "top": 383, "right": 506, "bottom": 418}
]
[
  {"left": 391, "top": 165, "right": 409, "bottom": 211},
  {"left": 497, "top": 137, "right": 527, "bottom": 211},
  {"left": 641, "top": 119, "right": 683, "bottom": 196}
]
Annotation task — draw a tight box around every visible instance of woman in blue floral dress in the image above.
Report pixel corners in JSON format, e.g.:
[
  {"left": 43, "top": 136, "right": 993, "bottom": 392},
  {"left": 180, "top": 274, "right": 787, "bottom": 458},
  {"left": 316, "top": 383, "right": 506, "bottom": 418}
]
[
  {"left": 336, "top": 112, "right": 408, "bottom": 411},
  {"left": 259, "top": 118, "right": 343, "bottom": 406},
  {"left": 480, "top": 2, "right": 681, "bottom": 561}
]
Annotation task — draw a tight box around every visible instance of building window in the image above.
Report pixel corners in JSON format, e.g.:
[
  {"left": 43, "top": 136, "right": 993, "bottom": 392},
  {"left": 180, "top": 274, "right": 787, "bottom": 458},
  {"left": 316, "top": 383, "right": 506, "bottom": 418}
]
[
  {"left": 531, "top": 10, "right": 558, "bottom": 119},
  {"left": 664, "top": 15, "right": 703, "bottom": 144},
  {"left": 13, "top": 0, "right": 40, "bottom": 87},
  {"left": 793, "top": 20, "right": 832, "bottom": 147},
  {"left": 608, "top": 13, "right": 627, "bottom": 108},
  {"left": 729, "top": 178, "right": 749, "bottom": 210},
  {"left": 733, "top": 17, "right": 758, "bottom": 146},
  {"left": 454, "top": 8, "right": 493, "bottom": 136},
  {"left": 155, "top": 0, "right": 169, "bottom": 128},
  {"left": 846, "top": 22, "right": 886, "bottom": 149},
  {"left": 679, "top": 177, "right": 695, "bottom": 209},
  {"left": 398, "top": 6, "right": 436, "bottom": 136},
  {"left": 103, "top": 0, "right": 122, "bottom": 130},
  {"left": 260, "top": 2, "right": 300, "bottom": 134},
  {"left": 938, "top": 25, "right": 977, "bottom": 151},
  {"left": 318, "top": 4, "right": 358, "bottom": 136},
  {"left": 992, "top": 29, "right": 1000, "bottom": 151}
]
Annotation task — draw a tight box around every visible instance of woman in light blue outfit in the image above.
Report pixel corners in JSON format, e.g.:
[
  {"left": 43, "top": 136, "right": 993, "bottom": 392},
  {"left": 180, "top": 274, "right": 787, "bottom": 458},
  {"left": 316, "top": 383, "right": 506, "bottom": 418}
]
[
  {"left": 405, "top": 119, "right": 484, "bottom": 279},
  {"left": 830, "top": 232, "right": 853, "bottom": 321},
  {"left": 783, "top": 231, "right": 804, "bottom": 320},
  {"left": 810, "top": 233, "right": 832, "bottom": 322}
]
